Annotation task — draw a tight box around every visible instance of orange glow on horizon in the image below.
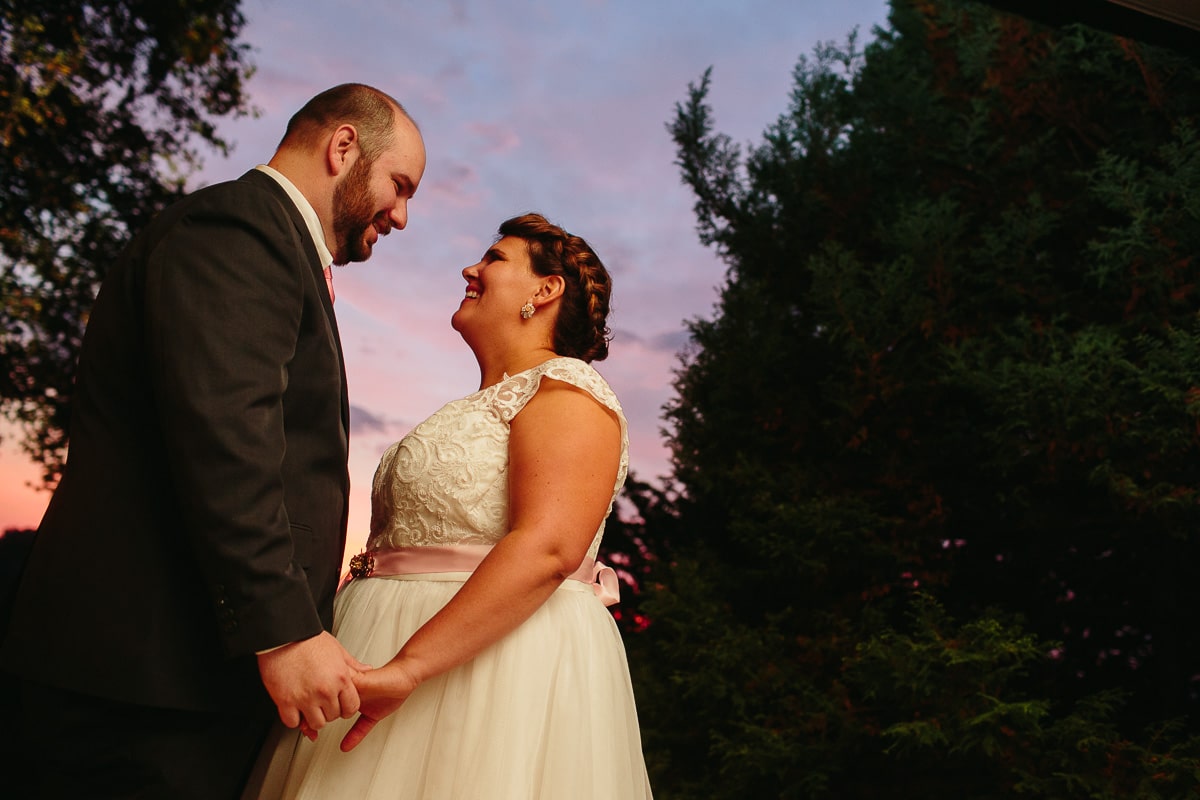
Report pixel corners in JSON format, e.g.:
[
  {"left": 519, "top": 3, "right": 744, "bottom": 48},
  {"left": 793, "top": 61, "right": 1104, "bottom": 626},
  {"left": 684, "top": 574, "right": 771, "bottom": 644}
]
[{"left": 0, "top": 437, "right": 50, "bottom": 533}]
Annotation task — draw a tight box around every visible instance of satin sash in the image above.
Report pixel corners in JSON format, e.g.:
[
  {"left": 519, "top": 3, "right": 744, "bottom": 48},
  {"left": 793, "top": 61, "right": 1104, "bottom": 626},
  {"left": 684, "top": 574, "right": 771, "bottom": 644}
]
[{"left": 342, "top": 544, "right": 620, "bottom": 607}]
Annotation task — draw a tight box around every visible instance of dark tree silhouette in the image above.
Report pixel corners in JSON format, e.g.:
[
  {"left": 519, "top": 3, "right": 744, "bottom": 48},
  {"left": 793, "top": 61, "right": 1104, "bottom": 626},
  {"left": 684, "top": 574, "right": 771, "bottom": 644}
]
[
  {"left": 625, "top": 1, "right": 1200, "bottom": 797},
  {"left": 1, "top": 0, "right": 254, "bottom": 484}
]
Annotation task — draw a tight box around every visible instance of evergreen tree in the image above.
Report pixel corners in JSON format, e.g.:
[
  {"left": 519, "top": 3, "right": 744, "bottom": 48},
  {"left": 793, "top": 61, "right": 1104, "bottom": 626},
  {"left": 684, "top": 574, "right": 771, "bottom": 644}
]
[
  {"left": 628, "top": 1, "right": 1200, "bottom": 796},
  {"left": 1, "top": 0, "right": 254, "bottom": 483}
]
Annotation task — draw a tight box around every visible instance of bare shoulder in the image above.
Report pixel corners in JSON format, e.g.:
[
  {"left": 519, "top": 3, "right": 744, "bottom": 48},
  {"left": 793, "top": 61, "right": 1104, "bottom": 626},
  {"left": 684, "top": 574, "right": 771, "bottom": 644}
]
[{"left": 520, "top": 376, "right": 620, "bottom": 431}]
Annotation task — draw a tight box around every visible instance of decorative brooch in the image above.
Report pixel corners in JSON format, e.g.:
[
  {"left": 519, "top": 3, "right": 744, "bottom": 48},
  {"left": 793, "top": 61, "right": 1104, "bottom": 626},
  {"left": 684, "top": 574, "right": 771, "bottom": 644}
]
[{"left": 348, "top": 550, "right": 376, "bottom": 580}]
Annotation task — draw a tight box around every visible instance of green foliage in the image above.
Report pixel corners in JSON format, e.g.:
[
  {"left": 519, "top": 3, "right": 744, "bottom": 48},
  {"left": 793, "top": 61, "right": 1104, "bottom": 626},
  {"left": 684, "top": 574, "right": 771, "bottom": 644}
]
[
  {"left": 845, "top": 596, "right": 1200, "bottom": 798},
  {"left": 0, "top": 0, "right": 255, "bottom": 483},
  {"left": 629, "top": 0, "right": 1200, "bottom": 796}
]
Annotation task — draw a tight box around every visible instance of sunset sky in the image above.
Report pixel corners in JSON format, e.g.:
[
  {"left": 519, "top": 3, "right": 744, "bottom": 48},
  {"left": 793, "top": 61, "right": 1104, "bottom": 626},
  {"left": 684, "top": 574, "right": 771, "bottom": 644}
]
[{"left": 1, "top": 0, "right": 891, "bottom": 559}]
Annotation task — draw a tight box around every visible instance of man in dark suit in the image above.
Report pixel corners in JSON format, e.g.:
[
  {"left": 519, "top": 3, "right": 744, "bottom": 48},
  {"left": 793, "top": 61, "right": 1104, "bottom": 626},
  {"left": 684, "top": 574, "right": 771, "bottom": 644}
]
[{"left": 0, "top": 83, "right": 426, "bottom": 798}]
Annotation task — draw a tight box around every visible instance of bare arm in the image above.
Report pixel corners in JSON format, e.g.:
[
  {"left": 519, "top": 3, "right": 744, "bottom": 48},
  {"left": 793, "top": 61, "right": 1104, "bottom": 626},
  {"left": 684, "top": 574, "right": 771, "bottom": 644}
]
[{"left": 341, "top": 379, "right": 622, "bottom": 751}]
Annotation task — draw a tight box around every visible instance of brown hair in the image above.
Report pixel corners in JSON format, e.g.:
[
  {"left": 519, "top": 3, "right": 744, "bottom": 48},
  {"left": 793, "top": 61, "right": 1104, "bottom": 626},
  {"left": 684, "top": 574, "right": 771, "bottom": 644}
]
[
  {"left": 499, "top": 213, "right": 613, "bottom": 363},
  {"left": 279, "top": 83, "right": 413, "bottom": 164}
]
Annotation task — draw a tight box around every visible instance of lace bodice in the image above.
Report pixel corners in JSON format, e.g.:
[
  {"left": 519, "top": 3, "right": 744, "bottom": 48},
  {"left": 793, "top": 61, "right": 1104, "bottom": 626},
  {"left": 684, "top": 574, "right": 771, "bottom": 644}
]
[{"left": 366, "top": 357, "right": 629, "bottom": 561}]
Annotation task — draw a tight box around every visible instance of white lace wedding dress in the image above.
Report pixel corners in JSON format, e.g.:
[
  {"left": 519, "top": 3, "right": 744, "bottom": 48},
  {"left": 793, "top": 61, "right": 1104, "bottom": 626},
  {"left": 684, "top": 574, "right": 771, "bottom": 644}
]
[{"left": 268, "top": 357, "right": 653, "bottom": 799}]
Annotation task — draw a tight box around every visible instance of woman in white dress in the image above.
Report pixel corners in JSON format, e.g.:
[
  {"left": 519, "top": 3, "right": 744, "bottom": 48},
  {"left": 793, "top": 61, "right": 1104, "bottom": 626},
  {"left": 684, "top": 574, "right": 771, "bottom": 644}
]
[{"left": 260, "top": 213, "right": 652, "bottom": 799}]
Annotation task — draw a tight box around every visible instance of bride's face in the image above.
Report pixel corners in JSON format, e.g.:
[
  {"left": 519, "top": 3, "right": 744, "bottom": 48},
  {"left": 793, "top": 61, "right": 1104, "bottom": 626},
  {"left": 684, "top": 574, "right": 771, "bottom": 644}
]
[{"left": 452, "top": 236, "right": 541, "bottom": 333}]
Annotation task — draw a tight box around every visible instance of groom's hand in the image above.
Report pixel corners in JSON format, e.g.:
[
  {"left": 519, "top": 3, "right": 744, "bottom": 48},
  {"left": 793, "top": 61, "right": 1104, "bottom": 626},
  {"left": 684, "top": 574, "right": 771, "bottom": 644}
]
[
  {"left": 257, "top": 631, "right": 371, "bottom": 731},
  {"left": 340, "top": 660, "right": 420, "bottom": 752}
]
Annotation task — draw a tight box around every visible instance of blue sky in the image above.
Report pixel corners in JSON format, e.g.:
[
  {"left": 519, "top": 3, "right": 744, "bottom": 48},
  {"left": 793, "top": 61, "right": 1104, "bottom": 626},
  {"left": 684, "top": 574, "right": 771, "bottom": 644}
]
[{"left": 1, "top": 0, "right": 892, "bottom": 557}]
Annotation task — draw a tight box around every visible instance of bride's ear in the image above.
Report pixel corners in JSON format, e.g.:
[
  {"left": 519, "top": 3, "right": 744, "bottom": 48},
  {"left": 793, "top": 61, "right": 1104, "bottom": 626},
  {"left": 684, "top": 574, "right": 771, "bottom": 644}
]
[{"left": 535, "top": 275, "right": 565, "bottom": 304}]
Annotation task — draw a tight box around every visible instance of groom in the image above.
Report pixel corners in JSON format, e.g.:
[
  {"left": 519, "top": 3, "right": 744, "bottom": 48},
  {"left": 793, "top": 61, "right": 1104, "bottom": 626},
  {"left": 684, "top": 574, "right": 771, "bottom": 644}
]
[{"left": 0, "top": 83, "right": 426, "bottom": 798}]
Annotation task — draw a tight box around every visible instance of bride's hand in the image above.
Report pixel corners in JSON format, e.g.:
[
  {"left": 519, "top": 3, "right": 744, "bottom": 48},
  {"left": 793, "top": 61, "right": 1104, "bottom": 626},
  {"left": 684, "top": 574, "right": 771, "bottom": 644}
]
[{"left": 340, "top": 660, "right": 420, "bottom": 752}]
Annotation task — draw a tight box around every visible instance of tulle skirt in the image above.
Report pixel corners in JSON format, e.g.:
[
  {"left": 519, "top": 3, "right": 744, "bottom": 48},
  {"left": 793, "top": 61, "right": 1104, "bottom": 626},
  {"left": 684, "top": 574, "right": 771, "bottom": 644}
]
[{"left": 262, "top": 573, "right": 652, "bottom": 799}]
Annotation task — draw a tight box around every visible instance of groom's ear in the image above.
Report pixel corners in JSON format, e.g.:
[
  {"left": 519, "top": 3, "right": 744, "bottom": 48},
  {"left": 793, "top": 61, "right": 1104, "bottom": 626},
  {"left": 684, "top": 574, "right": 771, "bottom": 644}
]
[{"left": 326, "top": 124, "right": 360, "bottom": 176}]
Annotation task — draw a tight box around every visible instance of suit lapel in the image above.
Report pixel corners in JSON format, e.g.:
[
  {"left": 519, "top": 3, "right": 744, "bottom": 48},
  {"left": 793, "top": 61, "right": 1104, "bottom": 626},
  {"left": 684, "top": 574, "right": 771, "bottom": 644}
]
[{"left": 237, "top": 170, "right": 351, "bottom": 446}]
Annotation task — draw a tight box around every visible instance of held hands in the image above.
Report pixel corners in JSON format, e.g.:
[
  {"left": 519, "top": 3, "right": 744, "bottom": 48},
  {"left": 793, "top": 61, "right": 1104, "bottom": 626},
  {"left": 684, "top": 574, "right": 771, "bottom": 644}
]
[
  {"left": 339, "top": 660, "right": 421, "bottom": 752},
  {"left": 257, "top": 631, "right": 371, "bottom": 733}
]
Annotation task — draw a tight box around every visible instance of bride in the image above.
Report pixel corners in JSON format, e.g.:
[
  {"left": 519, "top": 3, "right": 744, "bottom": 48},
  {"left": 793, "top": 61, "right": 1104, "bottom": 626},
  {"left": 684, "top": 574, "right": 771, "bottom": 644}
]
[{"left": 253, "top": 212, "right": 653, "bottom": 799}]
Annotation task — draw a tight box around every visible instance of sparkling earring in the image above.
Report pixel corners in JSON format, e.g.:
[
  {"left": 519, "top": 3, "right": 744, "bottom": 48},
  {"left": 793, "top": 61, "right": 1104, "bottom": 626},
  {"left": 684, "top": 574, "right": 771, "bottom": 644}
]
[{"left": 520, "top": 300, "right": 535, "bottom": 319}]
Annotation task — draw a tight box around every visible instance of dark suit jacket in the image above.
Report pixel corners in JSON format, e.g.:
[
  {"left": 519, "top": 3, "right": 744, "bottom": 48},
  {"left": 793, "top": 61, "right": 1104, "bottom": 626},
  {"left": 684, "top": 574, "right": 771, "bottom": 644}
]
[{"left": 0, "top": 169, "right": 350, "bottom": 712}]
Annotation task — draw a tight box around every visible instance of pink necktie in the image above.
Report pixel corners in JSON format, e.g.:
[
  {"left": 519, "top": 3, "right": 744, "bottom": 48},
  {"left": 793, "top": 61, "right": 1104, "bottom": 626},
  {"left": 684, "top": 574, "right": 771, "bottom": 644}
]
[{"left": 323, "top": 265, "right": 335, "bottom": 304}]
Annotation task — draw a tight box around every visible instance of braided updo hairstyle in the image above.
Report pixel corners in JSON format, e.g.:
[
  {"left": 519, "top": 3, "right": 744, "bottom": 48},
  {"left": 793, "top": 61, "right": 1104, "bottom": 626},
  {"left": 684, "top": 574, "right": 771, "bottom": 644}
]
[{"left": 499, "top": 213, "right": 612, "bottom": 363}]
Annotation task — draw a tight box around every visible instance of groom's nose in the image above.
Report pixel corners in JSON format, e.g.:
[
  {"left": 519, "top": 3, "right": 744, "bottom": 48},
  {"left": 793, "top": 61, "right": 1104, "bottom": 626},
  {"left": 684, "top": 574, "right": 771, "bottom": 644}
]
[{"left": 388, "top": 200, "right": 408, "bottom": 231}]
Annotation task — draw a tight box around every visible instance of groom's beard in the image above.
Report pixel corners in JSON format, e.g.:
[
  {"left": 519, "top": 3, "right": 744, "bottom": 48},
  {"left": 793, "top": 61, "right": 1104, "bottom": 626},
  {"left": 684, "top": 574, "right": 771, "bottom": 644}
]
[{"left": 332, "top": 154, "right": 379, "bottom": 264}]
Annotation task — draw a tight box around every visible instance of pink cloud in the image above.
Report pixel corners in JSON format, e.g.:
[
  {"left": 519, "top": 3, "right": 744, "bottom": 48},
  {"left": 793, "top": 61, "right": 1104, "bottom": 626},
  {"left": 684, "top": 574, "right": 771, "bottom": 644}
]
[
  {"left": 424, "top": 162, "right": 485, "bottom": 210},
  {"left": 466, "top": 122, "right": 521, "bottom": 154}
]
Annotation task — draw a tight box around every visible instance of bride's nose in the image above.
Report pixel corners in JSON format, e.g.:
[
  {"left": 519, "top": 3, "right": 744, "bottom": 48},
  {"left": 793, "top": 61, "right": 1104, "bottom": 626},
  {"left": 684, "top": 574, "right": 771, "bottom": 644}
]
[{"left": 462, "top": 262, "right": 479, "bottom": 279}]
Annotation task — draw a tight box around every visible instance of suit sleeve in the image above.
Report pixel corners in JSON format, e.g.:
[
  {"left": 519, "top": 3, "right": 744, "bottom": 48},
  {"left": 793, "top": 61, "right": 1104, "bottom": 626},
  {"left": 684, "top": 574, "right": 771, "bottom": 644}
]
[{"left": 143, "top": 185, "right": 325, "bottom": 656}]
